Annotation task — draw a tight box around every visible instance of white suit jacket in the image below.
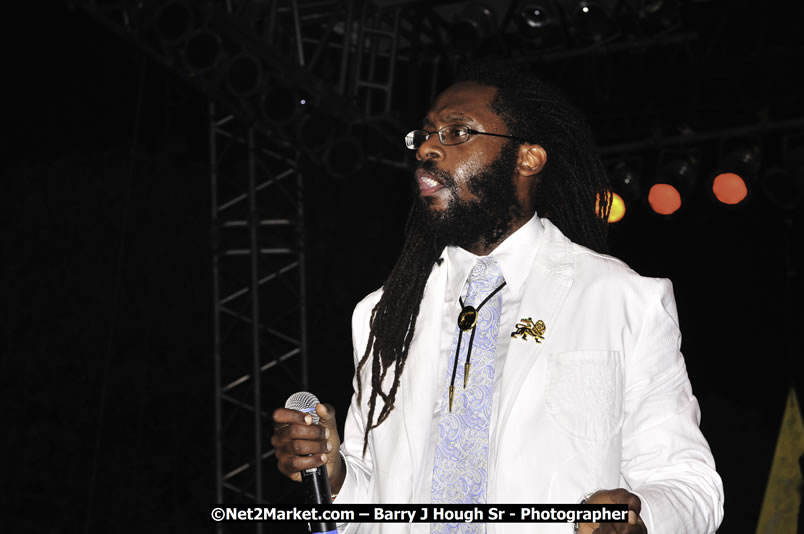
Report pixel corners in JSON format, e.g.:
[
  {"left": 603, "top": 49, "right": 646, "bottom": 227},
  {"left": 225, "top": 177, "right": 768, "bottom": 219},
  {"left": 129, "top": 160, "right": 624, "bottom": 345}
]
[{"left": 335, "top": 218, "right": 724, "bottom": 533}]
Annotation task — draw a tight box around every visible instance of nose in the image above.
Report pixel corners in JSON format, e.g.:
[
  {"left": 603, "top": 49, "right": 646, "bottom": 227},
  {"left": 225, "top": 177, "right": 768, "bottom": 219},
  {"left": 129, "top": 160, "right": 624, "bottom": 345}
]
[{"left": 416, "top": 134, "right": 444, "bottom": 161}]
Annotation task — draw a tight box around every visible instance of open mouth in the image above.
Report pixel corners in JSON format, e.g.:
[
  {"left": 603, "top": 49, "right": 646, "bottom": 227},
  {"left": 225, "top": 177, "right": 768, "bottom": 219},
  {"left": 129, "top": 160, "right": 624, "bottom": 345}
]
[{"left": 416, "top": 169, "right": 445, "bottom": 196}]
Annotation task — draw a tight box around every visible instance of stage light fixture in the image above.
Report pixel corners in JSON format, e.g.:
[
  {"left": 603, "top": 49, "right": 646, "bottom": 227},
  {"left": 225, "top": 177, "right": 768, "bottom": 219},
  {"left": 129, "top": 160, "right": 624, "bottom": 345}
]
[
  {"left": 182, "top": 29, "right": 222, "bottom": 74},
  {"left": 648, "top": 183, "right": 681, "bottom": 215},
  {"left": 224, "top": 53, "right": 263, "bottom": 98},
  {"left": 323, "top": 135, "right": 365, "bottom": 179},
  {"left": 711, "top": 148, "right": 755, "bottom": 206},
  {"left": 515, "top": 1, "right": 565, "bottom": 47},
  {"left": 297, "top": 111, "right": 343, "bottom": 156},
  {"left": 351, "top": 118, "right": 402, "bottom": 162},
  {"left": 641, "top": 0, "right": 665, "bottom": 12},
  {"left": 601, "top": 192, "right": 626, "bottom": 223},
  {"left": 567, "top": 0, "right": 616, "bottom": 43},
  {"left": 260, "top": 82, "right": 310, "bottom": 127},
  {"left": 607, "top": 160, "right": 641, "bottom": 222},
  {"left": 450, "top": 3, "right": 498, "bottom": 50},
  {"left": 610, "top": 193, "right": 627, "bottom": 223},
  {"left": 711, "top": 173, "right": 748, "bottom": 205},
  {"left": 762, "top": 141, "right": 804, "bottom": 210},
  {"left": 155, "top": 0, "right": 194, "bottom": 44},
  {"left": 637, "top": 0, "right": 680, "bottom": 33},
  {"left": 648, "top": 154, "right": 697, "bottom": 216},
  {"left": 709, "top": 141, "right": 759, "bottom": 207}
]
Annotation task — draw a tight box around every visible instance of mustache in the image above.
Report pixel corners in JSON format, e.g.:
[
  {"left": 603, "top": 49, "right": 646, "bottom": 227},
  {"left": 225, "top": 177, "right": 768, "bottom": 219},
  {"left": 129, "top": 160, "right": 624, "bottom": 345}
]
[{"left": 415, "top": 160, "right": 455, "bottom": 187}]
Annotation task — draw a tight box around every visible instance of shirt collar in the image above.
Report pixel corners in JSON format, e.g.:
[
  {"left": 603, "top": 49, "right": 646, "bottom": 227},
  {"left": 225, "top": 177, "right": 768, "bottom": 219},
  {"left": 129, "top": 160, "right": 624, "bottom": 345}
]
[{"left": 443, "top": 213, "right": 544, "bottom": 306}]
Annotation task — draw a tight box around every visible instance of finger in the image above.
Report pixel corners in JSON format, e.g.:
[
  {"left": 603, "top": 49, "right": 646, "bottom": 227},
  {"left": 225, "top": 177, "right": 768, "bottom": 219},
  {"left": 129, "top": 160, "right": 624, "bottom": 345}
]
[
  {"left": 629, "top": 514, "right": 646, "bottom": 534},
  {"left": 273, "top": 407, "right": 316, "bottom": 426},
  {"left": 278, "top": 458, "right": 319, "bottom": 478},
  {"left": 287, "top": 453, "right": 329, "bottom": 473},
  {"left": 273, "top": 422, "right": 329, "bottom": 442},
  {"left": 598, "top": 518, "right": 643, "bottom": 534},
  {"left": 272, "top": 430, "right": 330, "bottom": 458},
  {"left": 317, "top": 403, "right": 338, "bottom": 430},
  {"left": 276, "top": 459, "right": 304, "bottom": 482},
  {"left": 625, "top": 492, "right": 641, "bottom": 517},
  {"left": 283, "top": 438, "right": 333, "bottom": 456},
  {"left": 608, "top": 488, "right": 641, "bottom": 517},
  {"left": 277, "top": 450, "right": 328, "bottom": 475},
  {"left": 612, "top": 521, "right": 644, "bottom": 534}
]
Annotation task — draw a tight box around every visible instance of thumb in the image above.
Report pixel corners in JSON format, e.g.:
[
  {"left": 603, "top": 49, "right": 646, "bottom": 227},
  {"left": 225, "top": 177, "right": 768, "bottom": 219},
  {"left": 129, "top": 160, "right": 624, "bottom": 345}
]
[{"left": 316, "top": 403, "right": 337, "bottom": 429}]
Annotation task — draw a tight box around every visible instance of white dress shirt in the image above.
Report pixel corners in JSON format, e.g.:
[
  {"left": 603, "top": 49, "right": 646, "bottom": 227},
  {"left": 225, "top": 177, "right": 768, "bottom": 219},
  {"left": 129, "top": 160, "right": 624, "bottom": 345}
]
[{"left": 429, "top": 213, "right": 544, "bottom": 482}]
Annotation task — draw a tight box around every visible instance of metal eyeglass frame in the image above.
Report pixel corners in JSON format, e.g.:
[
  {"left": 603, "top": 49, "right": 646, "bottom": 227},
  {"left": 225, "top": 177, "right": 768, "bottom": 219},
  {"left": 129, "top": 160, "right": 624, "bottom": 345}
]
[{"left": 404, "top": 125, "right": 527, "bottom": 150}]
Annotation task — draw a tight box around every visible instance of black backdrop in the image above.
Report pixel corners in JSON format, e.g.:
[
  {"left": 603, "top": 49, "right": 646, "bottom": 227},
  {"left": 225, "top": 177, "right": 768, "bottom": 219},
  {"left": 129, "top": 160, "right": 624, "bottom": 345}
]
[{"left": 4, "top": 1, "right": 803, "bottom": 533}]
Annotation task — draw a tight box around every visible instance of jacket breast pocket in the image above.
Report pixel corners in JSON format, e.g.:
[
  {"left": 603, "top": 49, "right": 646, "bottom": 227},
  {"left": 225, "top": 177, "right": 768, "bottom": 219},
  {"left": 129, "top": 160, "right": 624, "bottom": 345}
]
[{"left": 544, "top": 351, "right": 624, "bottom": 442}]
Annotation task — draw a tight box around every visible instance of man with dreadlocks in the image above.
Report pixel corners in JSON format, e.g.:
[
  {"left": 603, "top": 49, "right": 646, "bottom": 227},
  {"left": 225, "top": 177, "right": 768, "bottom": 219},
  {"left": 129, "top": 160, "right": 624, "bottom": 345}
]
[{"left": 273, "top": 67, "right": 723, "bottom": 533}]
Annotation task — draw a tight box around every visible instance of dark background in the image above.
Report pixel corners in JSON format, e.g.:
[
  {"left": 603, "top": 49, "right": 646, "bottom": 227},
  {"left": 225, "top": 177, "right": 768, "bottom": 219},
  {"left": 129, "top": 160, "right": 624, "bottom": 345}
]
[{"left": 3, "top": 1, "right": 802, "bottom": 533}]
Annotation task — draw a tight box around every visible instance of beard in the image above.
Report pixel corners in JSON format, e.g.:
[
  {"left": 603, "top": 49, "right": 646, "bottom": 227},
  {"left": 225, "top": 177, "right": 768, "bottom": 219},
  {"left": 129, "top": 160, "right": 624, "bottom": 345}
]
[{"left": 416, "top": 141, "right": 524, "bottom": 250}]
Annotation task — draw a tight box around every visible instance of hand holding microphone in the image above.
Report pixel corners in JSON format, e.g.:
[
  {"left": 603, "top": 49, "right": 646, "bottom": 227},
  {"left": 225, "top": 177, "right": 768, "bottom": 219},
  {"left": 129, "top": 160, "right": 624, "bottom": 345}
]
[{"left": 271, "top": 392, "right": 345, "bottom": 493}]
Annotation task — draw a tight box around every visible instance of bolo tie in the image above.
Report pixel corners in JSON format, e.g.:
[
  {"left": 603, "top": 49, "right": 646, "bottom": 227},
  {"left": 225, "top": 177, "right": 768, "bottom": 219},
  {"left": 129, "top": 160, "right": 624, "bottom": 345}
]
[{"left": 448, "top": 280, "right": 507, "bottom": 411}]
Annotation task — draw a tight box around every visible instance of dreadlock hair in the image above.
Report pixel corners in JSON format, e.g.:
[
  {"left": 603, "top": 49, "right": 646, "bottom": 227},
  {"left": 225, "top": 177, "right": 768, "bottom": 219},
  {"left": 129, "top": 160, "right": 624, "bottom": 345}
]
[
  {"left": 355, "top": 64, "right": 611, "bottom": 455},
  {"left": 355, "top": 202, "right": 442, "bottom": 455},
  {"left": 456, "top": 65, "right": 612, "bottom": 253}
]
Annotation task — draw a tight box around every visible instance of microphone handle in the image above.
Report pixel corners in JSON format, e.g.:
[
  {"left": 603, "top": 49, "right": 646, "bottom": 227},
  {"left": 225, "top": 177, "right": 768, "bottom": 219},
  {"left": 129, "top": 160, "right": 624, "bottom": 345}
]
[{"left": 303, "top": 466, "right": 337, "bottom": 533}]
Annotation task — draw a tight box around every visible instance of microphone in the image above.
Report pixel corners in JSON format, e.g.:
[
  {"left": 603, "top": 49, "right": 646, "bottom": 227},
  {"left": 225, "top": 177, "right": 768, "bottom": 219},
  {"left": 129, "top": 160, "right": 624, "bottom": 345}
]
[{"left": 285, "top": 391, "right": 338, "bottom": 534}]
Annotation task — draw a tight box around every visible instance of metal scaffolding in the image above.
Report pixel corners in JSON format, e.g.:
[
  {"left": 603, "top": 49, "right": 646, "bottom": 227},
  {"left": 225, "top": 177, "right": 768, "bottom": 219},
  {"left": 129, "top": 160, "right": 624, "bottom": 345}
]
[
  {"left": 210, "top": 107, "right": 308, "bottom": 516},
  {"left": 74, "top": 4, "right": 412, "bottom": 531}
]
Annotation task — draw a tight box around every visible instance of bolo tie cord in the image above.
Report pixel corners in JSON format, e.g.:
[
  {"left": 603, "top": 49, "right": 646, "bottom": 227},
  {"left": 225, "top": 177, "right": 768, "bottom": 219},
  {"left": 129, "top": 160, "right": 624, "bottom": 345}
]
[{"left": 448, "top": 281, "right": 506, "bottom": 412}]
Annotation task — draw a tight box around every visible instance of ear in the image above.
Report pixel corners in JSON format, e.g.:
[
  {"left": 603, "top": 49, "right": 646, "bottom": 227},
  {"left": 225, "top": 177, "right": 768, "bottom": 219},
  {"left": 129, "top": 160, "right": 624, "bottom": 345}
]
[{"left": 516, "top": 144, "right": 547, "bottom": 177}]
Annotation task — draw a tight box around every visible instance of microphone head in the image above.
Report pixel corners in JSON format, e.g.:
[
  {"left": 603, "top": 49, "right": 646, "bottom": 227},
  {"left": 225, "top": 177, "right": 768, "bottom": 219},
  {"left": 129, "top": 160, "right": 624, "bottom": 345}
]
[{"left": 285, "top": 391, "right": 320, "bottom": 424}]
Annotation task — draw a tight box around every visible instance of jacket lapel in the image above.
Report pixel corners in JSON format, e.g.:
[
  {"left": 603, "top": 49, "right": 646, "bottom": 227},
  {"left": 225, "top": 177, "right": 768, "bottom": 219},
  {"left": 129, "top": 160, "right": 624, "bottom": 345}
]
[{"left": 493, "top": 220, "right": 574, "bottom": 465}]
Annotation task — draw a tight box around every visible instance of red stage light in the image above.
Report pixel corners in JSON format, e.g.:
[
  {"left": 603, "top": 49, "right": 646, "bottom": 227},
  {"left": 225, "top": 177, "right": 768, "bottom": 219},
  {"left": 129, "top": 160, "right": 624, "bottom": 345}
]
[
  {"left": 648, "top": 183, "right": 682, "bottom": 215},
  {"left": 712, "top": 172, "right": 748, "bottom": 205}
]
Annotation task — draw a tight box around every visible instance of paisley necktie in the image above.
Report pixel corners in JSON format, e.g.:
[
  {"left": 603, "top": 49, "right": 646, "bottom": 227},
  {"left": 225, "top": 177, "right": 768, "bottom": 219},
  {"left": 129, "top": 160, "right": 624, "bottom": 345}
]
[{"left": 431, "top": 257, "right": 505, "bottom": 533}]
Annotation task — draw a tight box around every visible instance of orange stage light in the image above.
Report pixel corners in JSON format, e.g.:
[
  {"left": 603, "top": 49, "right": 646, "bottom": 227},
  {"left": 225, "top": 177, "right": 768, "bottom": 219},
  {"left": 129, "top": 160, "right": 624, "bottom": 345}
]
[
  {"left": 648, "top": 183, "right": 682, "bottom": 215},
  {"left": 712, "top": 172, "right": 749, "bottom": 205}
]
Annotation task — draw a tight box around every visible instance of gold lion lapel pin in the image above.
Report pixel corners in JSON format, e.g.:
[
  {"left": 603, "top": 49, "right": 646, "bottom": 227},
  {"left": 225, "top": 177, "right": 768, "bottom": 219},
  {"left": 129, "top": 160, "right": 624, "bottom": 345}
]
[{"left": 510, "top": 317, "right": 546, "bottom": 343}]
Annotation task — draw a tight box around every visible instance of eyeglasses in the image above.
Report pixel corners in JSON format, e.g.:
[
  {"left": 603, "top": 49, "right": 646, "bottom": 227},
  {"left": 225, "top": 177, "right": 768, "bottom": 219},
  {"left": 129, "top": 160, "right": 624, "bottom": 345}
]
[{"left": 404, "top": 125, "right": 525, "bottom": 150}]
